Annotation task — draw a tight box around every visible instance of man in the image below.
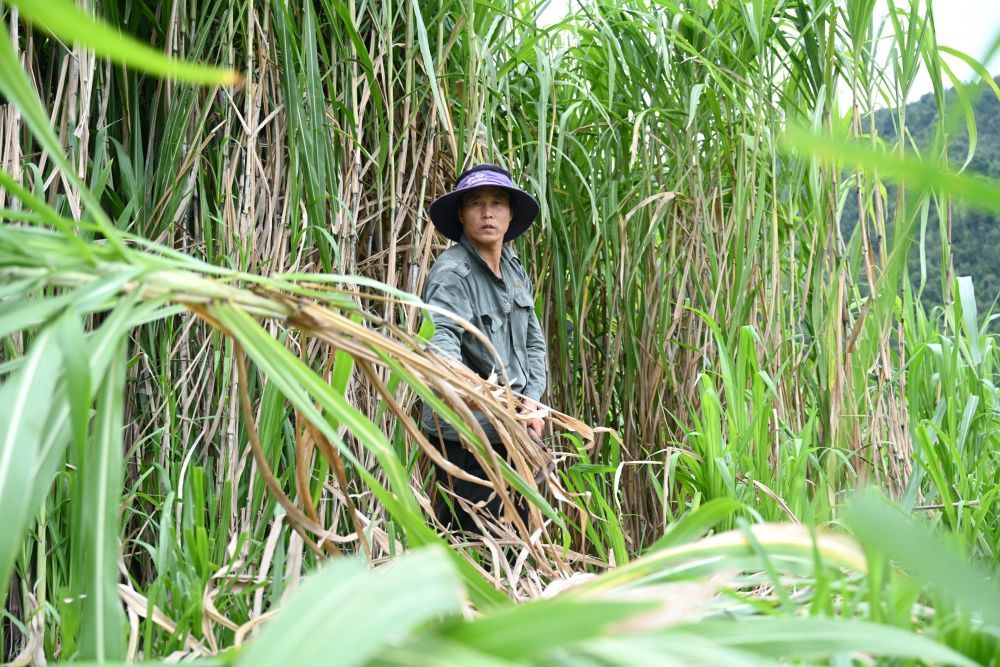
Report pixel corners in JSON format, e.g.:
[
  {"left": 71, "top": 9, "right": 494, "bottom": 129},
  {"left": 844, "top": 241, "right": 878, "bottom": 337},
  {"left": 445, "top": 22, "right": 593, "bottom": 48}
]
[{"left": 421, "top": 163, "right": 547, "bottom": 530}]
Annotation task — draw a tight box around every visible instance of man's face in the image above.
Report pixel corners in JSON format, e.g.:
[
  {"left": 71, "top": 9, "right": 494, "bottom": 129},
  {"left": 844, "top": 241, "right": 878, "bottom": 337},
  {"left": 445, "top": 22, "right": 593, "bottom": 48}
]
[{"left": 458, "top": 186, "right": 511, "bottom": 247}]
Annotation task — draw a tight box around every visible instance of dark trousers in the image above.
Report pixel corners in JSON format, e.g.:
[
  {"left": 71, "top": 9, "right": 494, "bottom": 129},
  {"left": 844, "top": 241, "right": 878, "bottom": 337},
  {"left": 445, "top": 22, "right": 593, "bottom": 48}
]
[{"left": 426, "top": 433, "right": 526, "bottom": 532}]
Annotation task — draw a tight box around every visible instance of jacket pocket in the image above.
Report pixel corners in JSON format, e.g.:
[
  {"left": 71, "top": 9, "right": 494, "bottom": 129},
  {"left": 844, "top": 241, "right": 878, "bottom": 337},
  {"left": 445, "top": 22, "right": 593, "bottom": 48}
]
[{"left": 467, "top": 311, "right": 505, "bottom": 379}]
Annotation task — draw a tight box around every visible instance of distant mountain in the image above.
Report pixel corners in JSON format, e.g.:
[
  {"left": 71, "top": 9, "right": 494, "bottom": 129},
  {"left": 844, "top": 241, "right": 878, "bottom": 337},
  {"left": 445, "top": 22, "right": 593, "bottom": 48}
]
[{"left": 842, "top": 76, "right": 1000, "bottom": 320}]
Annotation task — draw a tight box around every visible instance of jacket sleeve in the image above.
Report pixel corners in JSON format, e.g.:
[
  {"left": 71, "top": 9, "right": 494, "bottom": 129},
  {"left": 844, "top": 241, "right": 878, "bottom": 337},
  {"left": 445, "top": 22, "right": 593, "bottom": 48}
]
[
  {"left": 422, "top": 265, "right": 472, "bottom": 364},
  {"left": 522, "top": 281, "right": 547, "bottom": 402}
]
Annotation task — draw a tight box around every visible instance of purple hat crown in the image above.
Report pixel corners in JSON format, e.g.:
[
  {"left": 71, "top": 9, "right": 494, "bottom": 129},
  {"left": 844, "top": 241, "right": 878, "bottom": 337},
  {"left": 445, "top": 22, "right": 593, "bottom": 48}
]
[{"left": 456, "top": 168, "right": 516, "bottom": 191}]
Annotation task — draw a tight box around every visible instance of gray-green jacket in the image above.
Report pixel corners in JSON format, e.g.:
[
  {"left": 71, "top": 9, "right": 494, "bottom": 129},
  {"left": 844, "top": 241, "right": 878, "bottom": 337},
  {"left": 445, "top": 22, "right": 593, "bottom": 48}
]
[{"left": 421, "top": 235, "right": 547, "bottom": 442}]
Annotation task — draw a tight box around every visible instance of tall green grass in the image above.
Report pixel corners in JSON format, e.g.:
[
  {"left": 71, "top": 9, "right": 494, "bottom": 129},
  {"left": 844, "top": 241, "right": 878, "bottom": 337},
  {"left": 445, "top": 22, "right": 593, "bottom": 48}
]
[{"left": 0, "top": 0, "right": 998, "bottom": 663}]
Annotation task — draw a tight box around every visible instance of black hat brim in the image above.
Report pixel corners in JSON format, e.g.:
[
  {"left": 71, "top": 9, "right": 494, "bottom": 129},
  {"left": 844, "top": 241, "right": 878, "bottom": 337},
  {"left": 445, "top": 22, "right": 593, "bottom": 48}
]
[{"left": 429, "top": 185, "right": 540, "bottom": 242}]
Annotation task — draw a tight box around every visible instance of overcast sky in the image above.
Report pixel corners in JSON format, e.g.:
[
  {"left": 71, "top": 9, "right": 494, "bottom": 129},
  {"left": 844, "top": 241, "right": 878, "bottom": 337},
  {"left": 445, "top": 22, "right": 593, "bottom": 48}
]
[
  {"left": 910, "top": 0, "right": 999, "bottom": 98},
  {"left": 539, "top": 1, "right": 1000, "bottom": 102}
]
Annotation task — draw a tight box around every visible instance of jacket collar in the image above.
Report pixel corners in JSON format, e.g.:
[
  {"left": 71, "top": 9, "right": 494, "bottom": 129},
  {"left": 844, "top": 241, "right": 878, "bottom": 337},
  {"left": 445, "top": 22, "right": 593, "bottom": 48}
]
[{"left": 458, "top": 234, "right": 513, "bottom": 276}]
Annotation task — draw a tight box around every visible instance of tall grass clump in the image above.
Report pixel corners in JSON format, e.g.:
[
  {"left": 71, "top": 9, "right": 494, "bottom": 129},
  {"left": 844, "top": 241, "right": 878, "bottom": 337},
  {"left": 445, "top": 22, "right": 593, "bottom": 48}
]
[{"left": 0, "top": 0, "right": 998, "bottom": 663}]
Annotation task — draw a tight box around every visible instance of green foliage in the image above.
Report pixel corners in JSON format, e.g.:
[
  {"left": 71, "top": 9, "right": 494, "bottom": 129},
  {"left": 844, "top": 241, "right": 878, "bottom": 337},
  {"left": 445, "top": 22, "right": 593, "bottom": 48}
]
[
  {"left": 0, "top": 0, "right": 999, "bottom": 664},
  {"left": 71, "top": 508, "right": 998, "bottom": 666}
]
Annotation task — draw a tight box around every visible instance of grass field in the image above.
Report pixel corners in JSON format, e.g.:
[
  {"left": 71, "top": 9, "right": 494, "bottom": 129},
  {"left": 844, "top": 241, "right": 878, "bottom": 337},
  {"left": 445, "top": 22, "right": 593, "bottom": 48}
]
[{"left": 0, "top": 0, "right": 998, "bottom": 664}]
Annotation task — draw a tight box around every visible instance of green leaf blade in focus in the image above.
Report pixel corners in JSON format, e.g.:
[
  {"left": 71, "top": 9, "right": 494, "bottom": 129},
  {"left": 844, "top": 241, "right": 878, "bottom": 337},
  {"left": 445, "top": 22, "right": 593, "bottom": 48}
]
[
  {"left": 75, "top": 338, "right": 127, "bottom": 661},
  {"left": 646, "top": 498, "right": 744, "bottom": 552},
  {"left": 0, "top": 328, "right": 63, "bottom": 605}
]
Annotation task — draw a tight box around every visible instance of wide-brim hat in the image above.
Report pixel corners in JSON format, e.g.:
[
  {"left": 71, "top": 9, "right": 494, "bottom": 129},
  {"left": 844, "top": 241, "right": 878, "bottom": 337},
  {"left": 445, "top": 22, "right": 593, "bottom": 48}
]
[{"left": 429, "top": 164, "right": 540, "bottom": 242}]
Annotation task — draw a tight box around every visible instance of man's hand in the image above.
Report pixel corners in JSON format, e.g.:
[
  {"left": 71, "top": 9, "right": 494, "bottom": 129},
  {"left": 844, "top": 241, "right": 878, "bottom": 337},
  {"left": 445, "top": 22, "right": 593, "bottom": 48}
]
[{"left": 521, "top": 399, "right": 545, "bottom": 440}]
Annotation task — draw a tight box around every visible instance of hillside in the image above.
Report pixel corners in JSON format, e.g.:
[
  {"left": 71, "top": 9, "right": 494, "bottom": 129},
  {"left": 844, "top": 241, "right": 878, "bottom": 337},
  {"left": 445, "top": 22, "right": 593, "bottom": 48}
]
[{"left": 846, "top": 76, "right": 1000, "bottom": 319}]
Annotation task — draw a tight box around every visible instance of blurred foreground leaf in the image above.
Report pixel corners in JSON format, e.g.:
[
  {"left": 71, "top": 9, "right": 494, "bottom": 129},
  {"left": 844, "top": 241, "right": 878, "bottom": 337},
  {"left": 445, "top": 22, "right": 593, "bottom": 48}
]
[
  {"left": 4, "top": 0, "right": 241, "bottom": 85},
  {"left": 676, "top": 617, "right": 978, "bottom": 665},
  {"left": 847, "top": 490, "right": 1000, "bottom": 627},
  {"left": 782, "top": 125, "right": 1000, "bottom": 215},
  {"left": 237, "top": 546, "right": 463, "bottom": 667}
]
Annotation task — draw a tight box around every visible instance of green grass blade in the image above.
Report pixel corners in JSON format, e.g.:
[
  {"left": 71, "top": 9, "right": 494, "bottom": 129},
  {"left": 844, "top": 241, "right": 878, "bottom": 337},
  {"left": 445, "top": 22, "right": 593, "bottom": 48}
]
[
  {"left": 237, "top": 547, "right": 462, "bottom": 667},
  {"left": 0, "top": 327, "right": 62, "bottom": 604},
  {"left": 75, "top": 337, "right": 127, "bottom": 661},
  {"left": 681, "top": 617, "right": 978, "bottom": 666},
  {"left": 646, "top": 499, "right": 744, "bottom": 552},
  {"left": 4, "top": 0, "right": 240, "bottom": 85},
  {"left": 0, "top": 22, "right": 127, "bottom": 254},
  {"left": 847, "top": 491, "right": 1000, "bottom": 627},
  {"left": 441, "top": 599, "right": 652, "bottom": 660},
  {"left": 782, "top": 125, "right": 1000, "bottom": 215}
]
